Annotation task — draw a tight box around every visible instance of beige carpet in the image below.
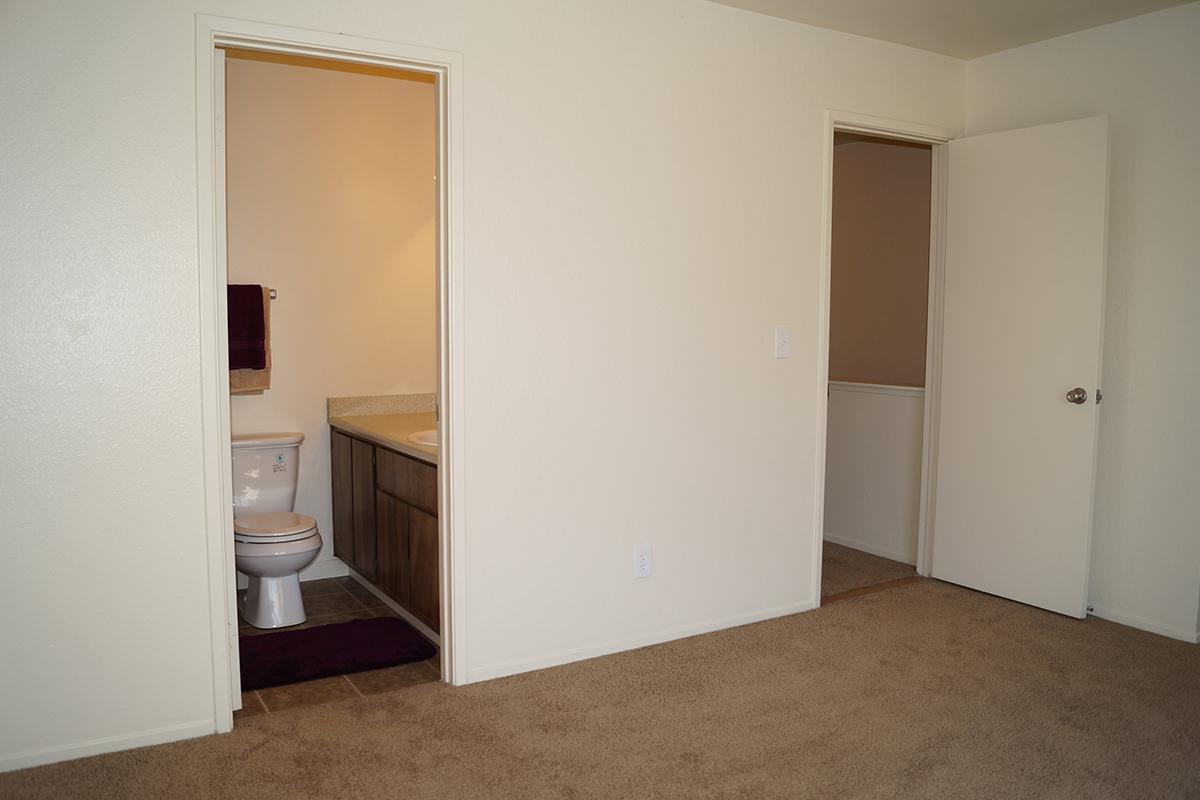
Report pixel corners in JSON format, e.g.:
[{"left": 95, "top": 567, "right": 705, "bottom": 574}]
[
  {"left": 822, "top": 541, "right": 917, "bottom": 597},
  {"left": 5, "top": 580, "right": 1199, "bottom": 799}
]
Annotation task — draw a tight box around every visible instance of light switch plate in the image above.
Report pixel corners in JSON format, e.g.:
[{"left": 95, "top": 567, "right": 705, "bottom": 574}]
[{"left": 774, "top": 326, "right": 792, "bottom": 359}]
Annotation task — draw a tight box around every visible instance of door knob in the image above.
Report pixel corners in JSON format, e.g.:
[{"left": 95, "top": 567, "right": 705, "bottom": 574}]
[{"left": 1066, "top": 387, "right": 1088, "bottom": 404}]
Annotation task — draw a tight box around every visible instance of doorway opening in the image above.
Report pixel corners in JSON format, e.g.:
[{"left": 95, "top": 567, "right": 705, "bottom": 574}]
[
  {"left": 820, "top": 132, "right": 933, "bottom": 602},
  {"left": 196, "top": 16, "right": 465, "bottom": 736},
  {"left": 222, "top": 47, "right": 443, "bottom": 714},
  {"left": 813, "top": 112, "right": 955, "bottom": 608}
]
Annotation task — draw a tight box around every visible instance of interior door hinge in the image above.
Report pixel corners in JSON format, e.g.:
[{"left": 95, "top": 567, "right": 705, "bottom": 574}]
[{"left": 1096, "top": 389, "right": 1103, "bottom": 404}]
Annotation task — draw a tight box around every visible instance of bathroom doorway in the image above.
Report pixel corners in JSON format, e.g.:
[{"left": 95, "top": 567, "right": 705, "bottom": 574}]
[
  {"left": 223, "top": 46, "right": 445, "bottom": 713},
  {"left": 813, "top": 112, "right": 952, "bottom": 607},
  {"left": 820, "top": 131, "right": 933, "bottom": 603},
  {"left": 195, "top": 16, "right": 466, "bottom": 735}
]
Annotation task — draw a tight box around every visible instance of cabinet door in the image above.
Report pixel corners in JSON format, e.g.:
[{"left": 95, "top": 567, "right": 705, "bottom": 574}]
[
  {"left": 350, "top": 439, "right": 377, "bottom": 580},
  {"left": 375, "top": 490, "right": 410, "bottom": 605},
  {"left": 408, "top": 506, "right": 440, "bottom": 632},
  {"left": 330, "top": 431, "right": 355, "bottom": 564}
]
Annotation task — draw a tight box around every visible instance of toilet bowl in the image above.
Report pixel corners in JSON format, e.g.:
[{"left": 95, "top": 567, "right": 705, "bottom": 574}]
[
  {"left": 231, "top": 432, "right": 321, "bottom": 629},
  {"left": 235, "top": 511, "right": 322, "bottom": 629}
]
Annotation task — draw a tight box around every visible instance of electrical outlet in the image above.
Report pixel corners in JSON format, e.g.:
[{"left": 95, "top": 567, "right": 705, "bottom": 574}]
[{"left": 634, "top": 543, "right": 653, "bottom": 579}]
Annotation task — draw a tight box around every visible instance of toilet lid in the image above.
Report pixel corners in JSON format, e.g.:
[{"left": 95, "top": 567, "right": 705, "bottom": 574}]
[{"left": 234, "top": 511, "right": 317, "bottom": 538}]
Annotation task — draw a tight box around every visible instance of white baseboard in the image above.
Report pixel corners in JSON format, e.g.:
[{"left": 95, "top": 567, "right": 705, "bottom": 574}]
[
  {"left": 824, "top": 532, "right": 916, "bottom": 566},
  {"left": 346, "top": 569, "right": 440, "bottom": 647},
  {"left": 465, "top": 599, "right": 818, "bottom": 684},
  {"left": 1087, "top": 604, "right": 1200, "bottom": 644},
  {"left": 236, "top": 557, "right": 349, "bottom": 590},
  {"left": 0, "top": 719, "right": 214, "bottom": 773}
]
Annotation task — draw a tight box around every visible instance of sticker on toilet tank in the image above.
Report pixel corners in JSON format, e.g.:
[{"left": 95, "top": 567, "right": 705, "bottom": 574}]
[{"left": 272, "top": 453, "right": 287, "bottom": 473}]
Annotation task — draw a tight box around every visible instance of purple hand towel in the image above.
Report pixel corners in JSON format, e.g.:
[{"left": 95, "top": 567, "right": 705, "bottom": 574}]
[{"left": 228, "top": 284, "right": 267, "bottom": 370}]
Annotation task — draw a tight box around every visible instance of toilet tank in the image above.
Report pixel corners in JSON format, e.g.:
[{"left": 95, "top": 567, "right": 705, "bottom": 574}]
[{"left": 231, "top": 432, "right": 305, "bottom": 515}]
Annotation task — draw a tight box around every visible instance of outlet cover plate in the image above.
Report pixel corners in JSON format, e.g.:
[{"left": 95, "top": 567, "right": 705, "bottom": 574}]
[{"left": 634, "top": 543, "right": 653, "bottom": 579}]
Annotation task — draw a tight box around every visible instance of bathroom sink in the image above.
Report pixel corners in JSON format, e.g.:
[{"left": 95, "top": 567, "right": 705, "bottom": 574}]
[{"left": 408, "top": 429, "right": 438, "bottom": 447}]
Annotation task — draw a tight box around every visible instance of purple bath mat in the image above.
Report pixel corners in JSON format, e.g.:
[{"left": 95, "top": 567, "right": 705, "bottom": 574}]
[{"left": 239, "top": 617, "right": 437, "bottom": 691}]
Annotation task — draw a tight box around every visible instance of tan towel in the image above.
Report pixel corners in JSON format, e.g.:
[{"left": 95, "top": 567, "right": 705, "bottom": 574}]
[{"left": 230, "top": 286, "right": 271, "bottom": 395}]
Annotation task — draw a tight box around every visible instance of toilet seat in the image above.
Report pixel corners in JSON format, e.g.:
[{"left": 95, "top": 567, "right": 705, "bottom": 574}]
[{"left": 234, "top": 511, "right": 318, "bottom": 543}]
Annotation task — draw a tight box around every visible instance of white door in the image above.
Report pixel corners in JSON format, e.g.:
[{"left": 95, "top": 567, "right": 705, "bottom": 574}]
[{"left": 931, "top": 116, "right": 1108, "bottom": 618}]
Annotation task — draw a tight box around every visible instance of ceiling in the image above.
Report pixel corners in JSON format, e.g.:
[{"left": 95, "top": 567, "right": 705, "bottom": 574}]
[{"left": 708, "top": 0, "right": 1195, "bottom": 58}]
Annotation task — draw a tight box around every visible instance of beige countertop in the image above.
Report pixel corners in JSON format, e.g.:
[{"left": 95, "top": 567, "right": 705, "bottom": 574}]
[{"left": 328, "top": 412, "right": 438, "bottom": 465}]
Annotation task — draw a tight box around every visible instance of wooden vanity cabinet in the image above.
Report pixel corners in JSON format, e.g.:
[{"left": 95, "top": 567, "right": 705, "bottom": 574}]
[{"left": 330, "top": 429, "right": 439, "bottom": 632}]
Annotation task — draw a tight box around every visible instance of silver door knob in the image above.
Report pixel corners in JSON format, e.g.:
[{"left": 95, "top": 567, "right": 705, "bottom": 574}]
[{"left": 1066, "top": 387, "right": 1088, "bottom": 404}]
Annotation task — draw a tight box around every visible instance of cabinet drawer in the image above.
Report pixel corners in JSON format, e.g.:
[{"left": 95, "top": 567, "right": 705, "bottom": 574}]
[{"left": 376, "top": 448, "right": 437, "bottom": 515}]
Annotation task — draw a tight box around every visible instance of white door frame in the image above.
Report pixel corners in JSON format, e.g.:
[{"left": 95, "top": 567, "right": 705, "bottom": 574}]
[
  {"left": 812, "top": 110, "right": 960, "bottom": 604},
  {"left": 194, "top": 14, "right": 467, "bottom": 734}
]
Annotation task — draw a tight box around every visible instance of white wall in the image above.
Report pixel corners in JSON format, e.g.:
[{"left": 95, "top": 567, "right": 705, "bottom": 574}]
[
  {"left": 225, "top": 52, "right": 437, "bottom": 579},
  {"left": 965, "top": 2, "right": 1200, "bottom": 642},
  {"left": 824, "top": 383, "right": 924, "bottom": 564},
  {"left": 0, "top": 0, "right": 963, "bottom": 769}
]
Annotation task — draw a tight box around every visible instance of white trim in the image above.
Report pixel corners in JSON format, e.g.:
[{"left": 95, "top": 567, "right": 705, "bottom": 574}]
[
  {"left": 195, "top": 23, "right": 237, "bottom": 735},
  {"left": 466, "top": 600, "right": 817, "bottom": 684},
  {"left": 916, "top": 140, "right": 950, "bottom": 578},
  {"left": 1088, "top": 605, "right": 1200, "bottom": 644},
  {"left": 814, "top": 109, "right": 959, "bottom": 605},
  {"left": 195, "top": 15, "right": 468, "bottom": 745},
  {"left": 434, "top": 33, "right": 469, "bottom": 688},
  {"left": 827, "top": 109, "right": 960, "bottom": 145},
  {"left": 828, "top": 381, "right": 924, "bottom": 398},
  {"left": 346, "top": 569, "right": 441, "bottom": 646},
  {"left": 823, "top": 532, "right": 916, "bottom": 566},
  {"left": 212, "top": 46, "right": 242, "bottom": 713},
  {"left": 0, "top": 720, "right": 215, "bottom": 773}
]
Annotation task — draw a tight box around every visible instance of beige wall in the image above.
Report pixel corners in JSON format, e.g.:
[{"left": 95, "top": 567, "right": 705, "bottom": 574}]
[
  {"left": 0, "top": 0, "right": 963, "bottom": 768},
  {"left": 967, "top": 2, "right": 1200, "bottom": 642},
  {"left": 224, "top": 51, "right": 437, "bottom": 578},
  {"left": 829, "top": 136, "right": 931, "bottom": 387}
]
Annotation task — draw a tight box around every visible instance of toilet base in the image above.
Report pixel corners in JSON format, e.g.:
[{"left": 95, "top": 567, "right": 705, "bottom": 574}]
[{"left": 240, "top": 574, "right": 307, "bottom": 629}]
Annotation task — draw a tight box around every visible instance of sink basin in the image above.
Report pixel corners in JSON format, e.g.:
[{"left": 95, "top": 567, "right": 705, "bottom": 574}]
[{"left": 408, "top": 429, "right": 438, "bottom": 448}]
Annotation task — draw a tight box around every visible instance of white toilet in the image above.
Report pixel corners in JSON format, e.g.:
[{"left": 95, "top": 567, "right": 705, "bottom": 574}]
[{"left": 232, "top": 432, "right": 322, "bottom": 629}]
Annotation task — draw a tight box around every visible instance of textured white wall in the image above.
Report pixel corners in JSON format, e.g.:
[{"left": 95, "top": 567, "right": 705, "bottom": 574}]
[
  {"left": 225, "top": 53, "right": 437, "bottom": 580},
  {"left": 966, "top": 2, "right": 1200, "bottom": 642},
  {"left": 0, "top": 0, "right": 962, "bottom": 768},
  {"left": 824, "top": 384, "right": 925, "bottom": 564}
]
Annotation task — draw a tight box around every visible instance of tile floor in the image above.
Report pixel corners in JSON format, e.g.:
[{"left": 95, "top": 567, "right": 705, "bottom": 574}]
[{"left": 235, "top": 576, "right": 440, "bottom": 719}]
